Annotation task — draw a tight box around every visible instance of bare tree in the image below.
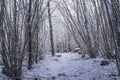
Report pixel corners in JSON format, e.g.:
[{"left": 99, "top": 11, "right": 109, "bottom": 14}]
[
  {"left": 27, "top": 0, "right": 33, "bottom": 70},
  {"left": 57, "top": 0, "right": 100, "bottom": 58},
  {"left": 47, "top": 0, "right": 55, "bottom": 56},
  {"left": 0, "top": 0, "right": 26, "bottom": 79},
  {"left": 0, "top": 0, "right": 47, "bottom": 79}
]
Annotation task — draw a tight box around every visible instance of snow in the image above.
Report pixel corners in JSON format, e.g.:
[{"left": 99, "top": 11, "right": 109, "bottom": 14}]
[{"left": 22, "top": 53, "right": 120, "bottom": 80}]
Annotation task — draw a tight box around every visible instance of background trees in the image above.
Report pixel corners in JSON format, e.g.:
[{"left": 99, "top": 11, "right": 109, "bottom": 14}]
[
  {"left": 56, "top": 0, "right": 115, "bottom": 58},
  {"left": 0, "top": 0, "right": 120, "bottom": 79}
]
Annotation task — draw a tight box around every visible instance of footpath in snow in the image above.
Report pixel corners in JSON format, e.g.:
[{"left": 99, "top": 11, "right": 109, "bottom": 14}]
[{"left": 22, "top": 53, "right": 120, "bottom": 80}]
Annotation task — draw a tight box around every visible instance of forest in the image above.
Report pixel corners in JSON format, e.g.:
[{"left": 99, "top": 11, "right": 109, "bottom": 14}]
[{"left": 0, "top": 0, "right": 120, "bottom": 80}]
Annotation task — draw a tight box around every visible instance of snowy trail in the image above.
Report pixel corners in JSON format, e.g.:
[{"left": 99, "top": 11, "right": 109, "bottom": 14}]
[{"left": 23, "top": 53, "right": 120, "bottom": 80}]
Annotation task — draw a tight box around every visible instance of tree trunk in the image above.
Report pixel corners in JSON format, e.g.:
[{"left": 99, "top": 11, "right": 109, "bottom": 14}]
[
  {"left": 28, "top": 0, "right": 33, "bottom": 70},
  {"left": 47, "top": 0, "right": 55, "bottom": 56}
]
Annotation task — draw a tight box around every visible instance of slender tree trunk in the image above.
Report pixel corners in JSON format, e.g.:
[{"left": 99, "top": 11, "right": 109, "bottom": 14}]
[
  {"left": 47, "top": 0, "right": 55, "bottom": 56},
  {"left": 28, "top": 0, "right": 33, "bottom": 70},
  {"left": 68, "top": 32, "right": 71, "bottom": 52}
]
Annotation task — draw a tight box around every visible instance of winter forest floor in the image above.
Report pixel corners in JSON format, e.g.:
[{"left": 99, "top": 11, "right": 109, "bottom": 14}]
[{"left": 0, "top": 53, "right": 120, "bottom": 80}]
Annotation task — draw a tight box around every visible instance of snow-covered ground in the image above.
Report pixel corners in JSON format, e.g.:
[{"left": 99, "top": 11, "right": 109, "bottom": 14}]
[{"left": 22, "top": 53, "right": 120, "bottom": 80}]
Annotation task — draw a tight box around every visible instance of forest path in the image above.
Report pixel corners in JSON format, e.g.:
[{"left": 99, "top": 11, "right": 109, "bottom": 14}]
[{"left": 23, "top": 53, "right": 119, "bottom": 80}]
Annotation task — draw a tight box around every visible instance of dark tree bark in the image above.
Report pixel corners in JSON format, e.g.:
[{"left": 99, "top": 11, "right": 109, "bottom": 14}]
[
  {"left": 47, "top": 0, "right": 55, "bottom": 56},
  {"left": 28, "top": 0, "right": 33, "bottom": 70}
]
